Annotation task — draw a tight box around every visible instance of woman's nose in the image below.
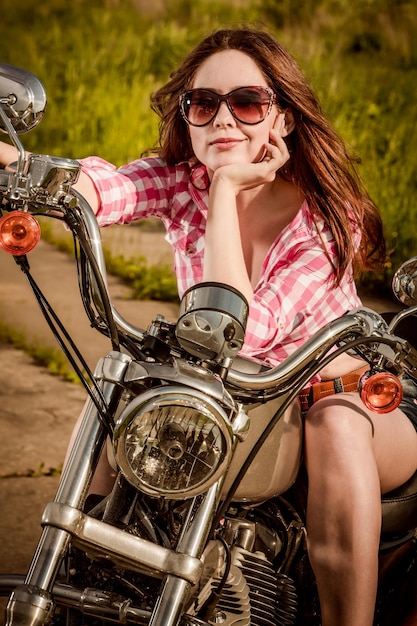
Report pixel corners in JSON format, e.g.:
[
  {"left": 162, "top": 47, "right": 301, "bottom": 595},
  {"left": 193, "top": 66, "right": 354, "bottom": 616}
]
[{"left": 213, "top": 101, "right": 236, "bottom": 127}]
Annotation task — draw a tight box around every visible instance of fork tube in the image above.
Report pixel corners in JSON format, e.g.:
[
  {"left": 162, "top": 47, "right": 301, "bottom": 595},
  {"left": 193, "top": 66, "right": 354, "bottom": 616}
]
[
  {"left": 149, "top": 481, "right": 222, "bottom": 626},
  {"left": 24, "top": 395, "right": 108, "bottom": 588},
  {"left": 5, "top": 352, "right": 130, "bottom": 626}
]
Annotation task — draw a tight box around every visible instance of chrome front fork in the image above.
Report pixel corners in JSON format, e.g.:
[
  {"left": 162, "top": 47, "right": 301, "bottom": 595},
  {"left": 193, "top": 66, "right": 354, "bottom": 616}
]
[
  {"left": 148, "top": 483, "right": 221, "bottom": 626},
  {"left": 4, "top": 349, "right": 224, "bottom": 626},
  {"left": 5, "top": 351, "right": 131, "bottom": 626}
]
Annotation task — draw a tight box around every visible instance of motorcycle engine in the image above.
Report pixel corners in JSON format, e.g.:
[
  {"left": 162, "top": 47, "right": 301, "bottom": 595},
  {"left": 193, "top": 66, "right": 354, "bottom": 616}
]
[{"left": 185, "top": 519, "right": 298, "bottom": 626}]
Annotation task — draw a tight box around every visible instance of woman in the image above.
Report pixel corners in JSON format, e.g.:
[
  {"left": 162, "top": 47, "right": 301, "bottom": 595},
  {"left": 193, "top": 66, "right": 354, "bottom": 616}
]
[{"left": 2, "top": 26, "right": 417, "bottom": 626}]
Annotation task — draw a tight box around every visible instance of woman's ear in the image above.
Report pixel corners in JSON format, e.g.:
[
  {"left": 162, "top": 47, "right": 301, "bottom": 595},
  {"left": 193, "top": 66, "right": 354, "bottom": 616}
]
[{"left": 281, "top": 110, "right": 295, "bottom": 137}]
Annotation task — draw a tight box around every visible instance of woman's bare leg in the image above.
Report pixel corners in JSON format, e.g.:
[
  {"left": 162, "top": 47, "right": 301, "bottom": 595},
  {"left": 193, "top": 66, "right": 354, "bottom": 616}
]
[
  {"left": 63, "top": 398, "right": 117, "bottom": 496},
  {"left": 304, "top": 393, "right": 417, "bottom": 626}
]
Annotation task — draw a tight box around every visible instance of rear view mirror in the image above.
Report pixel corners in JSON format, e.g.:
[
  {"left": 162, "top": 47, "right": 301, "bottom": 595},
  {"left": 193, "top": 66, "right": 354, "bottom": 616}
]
[
  {"left": 0, "top": 63, "right": 47, "bottom": 134},
  {"left": 392, "top": 257, "right": 417, "bottom": 306}
]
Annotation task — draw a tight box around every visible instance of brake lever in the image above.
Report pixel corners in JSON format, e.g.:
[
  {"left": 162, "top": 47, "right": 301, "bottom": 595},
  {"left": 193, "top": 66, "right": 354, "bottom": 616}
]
[{"left": 371, "top": 332, "right": 417, "bottom": 379}]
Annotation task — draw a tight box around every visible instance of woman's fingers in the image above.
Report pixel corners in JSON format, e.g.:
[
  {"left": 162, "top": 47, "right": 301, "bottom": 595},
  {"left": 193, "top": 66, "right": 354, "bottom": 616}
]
[{"left": 212, "top": 114, "right": 291, "bottom": 190}]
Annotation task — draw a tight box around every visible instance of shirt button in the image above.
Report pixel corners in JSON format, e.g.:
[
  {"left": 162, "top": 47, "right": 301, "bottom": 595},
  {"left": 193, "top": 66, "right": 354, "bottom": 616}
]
[{"left": 185, "top": 244, "right": 195, "bottom": 255}]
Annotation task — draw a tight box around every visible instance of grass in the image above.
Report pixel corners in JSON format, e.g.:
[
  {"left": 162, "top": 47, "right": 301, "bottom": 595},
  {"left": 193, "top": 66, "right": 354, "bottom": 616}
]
[
  {"left": 38, "top": 218, "right": 179, "bottom": 302},
  {"left": 104, "top": 251, "right": 178, "bottom": 301},
  {"left": 0, "top": 319, "right": 79, "bottom": 383},
  {"left": 1, "top": 0, "right": 416, "bottom": 296},
  {"left": 1, "top": 463, "right": 62, "bottom": 479}
]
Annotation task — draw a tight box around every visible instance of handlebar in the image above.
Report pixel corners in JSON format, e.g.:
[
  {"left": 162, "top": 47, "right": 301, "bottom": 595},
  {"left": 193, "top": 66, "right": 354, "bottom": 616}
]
[
  {"left": 74, "top": 193, "right": 147, "bottom": 343},
  {"left": 74, "top": 194, "right": 417, "bottom": 391},
  {"left": 2, "top": 159, "right": 417, "bottom": 394}
]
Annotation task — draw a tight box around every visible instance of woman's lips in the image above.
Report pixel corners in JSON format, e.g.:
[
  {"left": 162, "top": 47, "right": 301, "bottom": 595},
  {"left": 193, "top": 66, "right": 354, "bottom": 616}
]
[{"left": 211, "top": 138, "right": 243, "bottom": 150}]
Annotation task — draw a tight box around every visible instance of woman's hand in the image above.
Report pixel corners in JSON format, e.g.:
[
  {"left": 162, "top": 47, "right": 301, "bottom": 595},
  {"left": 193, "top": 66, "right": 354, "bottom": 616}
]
[
  {"left": 211, "top": 113, "right": 290, "bottom": 194},
  {"left": 0, "top": 141, "right": 20, "bottom": 169},
  {"left": 0, "top": 140, "right": 100, "bottom": 213}
]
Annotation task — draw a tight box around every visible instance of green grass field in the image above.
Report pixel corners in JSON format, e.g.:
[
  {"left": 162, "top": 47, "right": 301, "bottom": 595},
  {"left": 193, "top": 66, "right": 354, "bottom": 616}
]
[{"left": 1, "top": 0, "right": 416, "bottom": 295}]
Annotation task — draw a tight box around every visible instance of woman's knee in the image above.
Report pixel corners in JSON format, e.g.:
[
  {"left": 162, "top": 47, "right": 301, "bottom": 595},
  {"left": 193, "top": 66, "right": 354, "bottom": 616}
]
[
  {"left": 305, "top": 393, "right": 374, "bottom": 440},
  {"left": 303, "top": 394, "right": 377, "bottom": 478}
]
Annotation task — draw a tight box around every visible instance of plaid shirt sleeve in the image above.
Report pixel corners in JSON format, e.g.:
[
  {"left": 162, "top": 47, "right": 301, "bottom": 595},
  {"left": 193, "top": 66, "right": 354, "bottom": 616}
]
[{"left": 79, "top": 156, "right": 190, "bottom": 226}]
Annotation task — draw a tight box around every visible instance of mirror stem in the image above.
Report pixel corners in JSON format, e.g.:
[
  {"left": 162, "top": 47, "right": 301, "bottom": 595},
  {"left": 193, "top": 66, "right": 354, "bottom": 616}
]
[
  {"left": 0, "top": 104, "right": 26, "bottom": 173},
  {"left": 387, "top": 304, "right": 417, "bottom": 334}
]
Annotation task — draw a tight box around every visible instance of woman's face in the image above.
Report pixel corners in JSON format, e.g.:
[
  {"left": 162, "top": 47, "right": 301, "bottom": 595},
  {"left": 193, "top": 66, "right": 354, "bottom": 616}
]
[{"left": 187, "top": 49, "right": 279, "bottom": 177}]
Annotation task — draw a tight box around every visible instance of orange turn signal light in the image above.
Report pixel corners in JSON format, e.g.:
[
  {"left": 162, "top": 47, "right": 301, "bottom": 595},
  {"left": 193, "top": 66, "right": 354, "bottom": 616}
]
[
  {"left": 359, "top": 371, "right": 403, "bottom": 414},
  {"left": 0, "top": 211, "right": 41, "bottom": 256}
]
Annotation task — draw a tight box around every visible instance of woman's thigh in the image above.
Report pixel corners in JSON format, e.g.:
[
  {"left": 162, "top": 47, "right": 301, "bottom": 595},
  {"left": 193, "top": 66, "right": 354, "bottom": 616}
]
[{"left": 305, "top": 392, "right": 417, "bottom": 494}]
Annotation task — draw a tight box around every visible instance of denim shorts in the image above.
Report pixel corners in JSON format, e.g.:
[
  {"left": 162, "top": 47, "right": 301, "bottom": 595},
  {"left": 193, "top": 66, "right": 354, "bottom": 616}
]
[{"left": 399, "top": 374, "right": 417, "bottom": 432}]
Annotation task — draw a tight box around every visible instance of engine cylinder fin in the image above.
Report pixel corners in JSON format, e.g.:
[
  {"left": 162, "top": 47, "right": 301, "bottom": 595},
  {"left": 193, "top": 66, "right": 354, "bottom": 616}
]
[
  {"left": 231, "top": 547, "right": 298, "bottom": 626},
  {"left": 192, "top": 544, "right": 298, "bottom": 626},
  {"left": 204, "top": 564, "right": 252, "bottom": 625},
  {"left": 275, "top": 573, "right": 298, "bottom": 626}
]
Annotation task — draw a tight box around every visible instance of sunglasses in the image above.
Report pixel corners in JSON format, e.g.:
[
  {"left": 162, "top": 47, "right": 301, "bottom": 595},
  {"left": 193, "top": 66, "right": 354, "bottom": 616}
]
[{"left": 179, "top": 86, "right": 276, "bottom": 127}]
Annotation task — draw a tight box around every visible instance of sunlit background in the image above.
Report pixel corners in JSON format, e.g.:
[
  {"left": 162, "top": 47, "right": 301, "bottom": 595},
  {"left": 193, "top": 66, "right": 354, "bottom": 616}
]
[{"left": 1, "top": 0, "right": 416, "bottom": 293}]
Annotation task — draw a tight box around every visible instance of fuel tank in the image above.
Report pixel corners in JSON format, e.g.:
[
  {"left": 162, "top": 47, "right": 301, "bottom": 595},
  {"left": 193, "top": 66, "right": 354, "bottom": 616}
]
[{"left": 222, "top": 393, "right": 302, "bottom": 502}]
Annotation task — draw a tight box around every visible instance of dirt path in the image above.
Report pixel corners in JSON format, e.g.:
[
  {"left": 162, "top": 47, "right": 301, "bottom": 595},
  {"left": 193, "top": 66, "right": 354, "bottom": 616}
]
[{"left": 0, "top": 234, "right": 179, "bottom": 620}]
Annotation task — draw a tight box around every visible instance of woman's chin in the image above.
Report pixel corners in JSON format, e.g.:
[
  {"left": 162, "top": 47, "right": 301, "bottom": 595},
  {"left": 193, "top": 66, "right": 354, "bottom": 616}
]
[{"left": 209, "top": 154, "right": 253, "bottom": 171}]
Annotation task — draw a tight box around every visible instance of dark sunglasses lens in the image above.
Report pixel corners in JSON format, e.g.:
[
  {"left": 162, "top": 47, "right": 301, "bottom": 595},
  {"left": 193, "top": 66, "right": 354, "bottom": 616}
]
[
  {"left": 181, "top": 87, "right": 273, "bottom": 126},
  {"left": 229, "top": 88, "right": 272, "bottom": 123},
  {"left": 182, "top": 90, "right": 218, "bottom": 126}
]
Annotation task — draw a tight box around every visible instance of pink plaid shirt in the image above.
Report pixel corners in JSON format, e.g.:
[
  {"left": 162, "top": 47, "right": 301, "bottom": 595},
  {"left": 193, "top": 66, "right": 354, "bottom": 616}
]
[{"left": 81, "top": 155, "right": 361, "bottom": 373}]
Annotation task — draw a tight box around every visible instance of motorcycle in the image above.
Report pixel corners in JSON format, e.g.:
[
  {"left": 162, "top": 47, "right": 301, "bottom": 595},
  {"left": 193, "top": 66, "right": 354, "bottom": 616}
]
[{"left": 0, "top": 62, "right": 417, "bottom": 626}]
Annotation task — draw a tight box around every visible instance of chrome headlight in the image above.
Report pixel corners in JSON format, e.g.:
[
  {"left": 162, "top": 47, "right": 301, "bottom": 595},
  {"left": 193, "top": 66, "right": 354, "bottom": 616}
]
[{"left": 113, "top": 386, "right": 233, "bottom": 499}]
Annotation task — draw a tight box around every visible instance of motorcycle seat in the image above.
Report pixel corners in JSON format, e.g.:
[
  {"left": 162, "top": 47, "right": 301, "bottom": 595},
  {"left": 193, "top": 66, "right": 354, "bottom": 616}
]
[
  {"left": 379, "top": 311, "right": 417, "bottom": 532},
  {"left": 381, "top": 469, "right": 417, "bottom": 533}
]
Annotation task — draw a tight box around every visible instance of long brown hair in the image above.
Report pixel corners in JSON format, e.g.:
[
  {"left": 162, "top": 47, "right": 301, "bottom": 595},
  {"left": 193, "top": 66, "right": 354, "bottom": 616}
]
[{"left": 151, "top": 26, "right": 386, "bottom": 284}]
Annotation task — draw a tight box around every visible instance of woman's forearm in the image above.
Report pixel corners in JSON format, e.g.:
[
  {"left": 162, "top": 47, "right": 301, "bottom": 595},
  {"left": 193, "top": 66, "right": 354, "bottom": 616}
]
[
  {"left": 73, "top": 170, "right": 101, "bottom": 214},
  {"left": 203, "top": 176, "right": 253, "bottom": 303},
  {"left": 0, "top": 141, "right": 100, "bottom": 213},
  {"left": 0, "top": 141, "right": 20, "bottom": 168}
]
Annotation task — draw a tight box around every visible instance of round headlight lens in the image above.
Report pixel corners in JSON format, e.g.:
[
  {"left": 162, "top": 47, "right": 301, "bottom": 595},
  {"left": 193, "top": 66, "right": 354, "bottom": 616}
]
[{"left": 113, "top": 387, "right": 233, "bottom": 499}]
